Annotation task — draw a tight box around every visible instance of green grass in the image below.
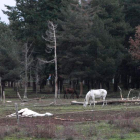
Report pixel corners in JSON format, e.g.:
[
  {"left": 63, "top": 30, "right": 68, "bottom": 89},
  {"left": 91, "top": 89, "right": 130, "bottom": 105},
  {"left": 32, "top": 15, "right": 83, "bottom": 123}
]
[
  {"left": 54, "top": 120, "right": 140, "bottom": 140},
  {"left": 0, "top": 87, "right": 140, "bottom": 140},
  {"left": 3, "top": 121, "right": 140, "bottom": 140},
  {"left": 1, "top": 99, "right": 140, "bottom": 117}
]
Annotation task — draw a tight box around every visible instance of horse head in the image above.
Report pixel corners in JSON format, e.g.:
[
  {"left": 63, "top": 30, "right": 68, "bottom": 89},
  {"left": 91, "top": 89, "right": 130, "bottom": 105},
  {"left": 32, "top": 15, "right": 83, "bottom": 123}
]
[{"left": 83, "top": 99, "right": 88, "bottom": 107}]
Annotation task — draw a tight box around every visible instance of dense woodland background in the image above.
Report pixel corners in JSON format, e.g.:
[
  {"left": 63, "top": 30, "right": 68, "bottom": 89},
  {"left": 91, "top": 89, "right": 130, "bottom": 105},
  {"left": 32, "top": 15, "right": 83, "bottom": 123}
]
[{"left": 0, "top": 0, "right": 140, "bottom": 98}]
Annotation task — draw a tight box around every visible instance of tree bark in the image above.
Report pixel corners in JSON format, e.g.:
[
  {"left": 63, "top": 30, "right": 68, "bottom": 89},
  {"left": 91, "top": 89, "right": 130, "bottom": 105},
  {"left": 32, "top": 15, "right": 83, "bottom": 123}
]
[
  {"left": 0, "top": 77, "right": 2, "bottom": 101},
  {"left": 23, "top": 43, "right": 28, "bottom": 99},
  {"left": 114, "top": 73, "right": 120, "bottom": 92},
  {"left": 79, "top": 81, "right": 83, "bottom": 97}
]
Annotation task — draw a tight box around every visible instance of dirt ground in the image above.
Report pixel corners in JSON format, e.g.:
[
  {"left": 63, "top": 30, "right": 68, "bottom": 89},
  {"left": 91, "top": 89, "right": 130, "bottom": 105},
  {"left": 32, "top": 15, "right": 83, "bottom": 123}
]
[
  {"left": 1, "top": 109, "right": 140, "bottom": 126},
  {"left": 53, "top": 109, "right": 140, "bottom": 124}
]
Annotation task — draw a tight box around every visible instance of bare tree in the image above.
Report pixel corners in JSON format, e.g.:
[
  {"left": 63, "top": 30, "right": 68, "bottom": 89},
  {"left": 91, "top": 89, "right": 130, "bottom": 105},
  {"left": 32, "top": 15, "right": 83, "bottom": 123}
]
[
  {"left": 39, "top": 21, "right": 58, "bottom": 101},
  {"left": 118, "top": 86, "right": 123, "bottom": 100},
  {"left": 21, "top": 42, "right": 33, "bottom": 99},
  {"left": 34, "top": 60, "right": 43, "bottom": 96},
  {"left": 35, "top": 61, "right": 39, "bottom": 95}
]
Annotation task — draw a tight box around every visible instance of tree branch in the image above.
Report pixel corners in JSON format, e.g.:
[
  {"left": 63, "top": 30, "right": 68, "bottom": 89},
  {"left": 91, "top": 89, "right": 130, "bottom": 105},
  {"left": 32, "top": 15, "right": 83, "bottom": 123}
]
[{"left": 38, "top": 58, "right": 55, "bottom": 64}]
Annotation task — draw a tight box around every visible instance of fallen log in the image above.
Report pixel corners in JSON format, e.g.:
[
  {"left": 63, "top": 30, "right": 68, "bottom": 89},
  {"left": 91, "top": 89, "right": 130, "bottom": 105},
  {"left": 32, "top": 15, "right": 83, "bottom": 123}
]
[
  {"left": 22, "top": 96, "right": 46, "bottom": 102},
  {"left": 71, "top": 99, "right": 140, "bottom": 105}
]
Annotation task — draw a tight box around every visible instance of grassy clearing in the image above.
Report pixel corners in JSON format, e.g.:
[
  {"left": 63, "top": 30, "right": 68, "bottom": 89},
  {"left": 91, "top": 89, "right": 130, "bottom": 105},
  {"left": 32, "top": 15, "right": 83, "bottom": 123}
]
[
  {"left": 0, "top": 87, "right": 140, "bottom": 140},
  {"left": 2, "top": 120, "right": 140, "bottom": 140},
  {"left": 1, "top": 101, "right": 140, "bottom": 117},
  {"left": 1, "top": 104, "right": 140, "bottom": 140},
  {"left": 54, "top": 120, "right": 140, "bottom": 140}
]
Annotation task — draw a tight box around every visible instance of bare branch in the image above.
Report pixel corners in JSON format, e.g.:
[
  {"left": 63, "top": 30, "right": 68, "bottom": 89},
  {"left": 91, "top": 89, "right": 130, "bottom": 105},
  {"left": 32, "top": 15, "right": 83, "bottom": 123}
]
[
  {"left": 47, "top": 44, "right": 54, "bottom": 49},
  {"left": 118, "top": 86, "right": 123, "bottom": 100},
  {"left": 28, "top": 41, "right": 34, "bottom": 50},
  {"left": 42, "top": 35, "right": 55, "bottom": 43},
  {"left": 38, "top": 58, "right": 55, "bottom": 64},
  {"left": 45, "top": 48, "right": 53, "bottom": 53},
  {"left": 27, "top": 59, "right": 34, "bottom": 67}
]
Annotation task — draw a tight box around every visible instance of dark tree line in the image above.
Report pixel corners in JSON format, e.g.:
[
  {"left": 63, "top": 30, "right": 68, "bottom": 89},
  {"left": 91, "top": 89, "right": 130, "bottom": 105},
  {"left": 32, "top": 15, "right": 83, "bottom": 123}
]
[{"left": 0, "top": 0, "right": 140, "bottom": 97}]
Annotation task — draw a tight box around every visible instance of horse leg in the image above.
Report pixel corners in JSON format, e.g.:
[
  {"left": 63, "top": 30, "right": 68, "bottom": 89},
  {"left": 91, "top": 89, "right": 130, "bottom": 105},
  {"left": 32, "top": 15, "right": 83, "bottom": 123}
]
[
  {"left": 64, "top": 91, "right": 68, "bottom": 99},
  {"left": 66, "top": 92, "right": 68, "bottom": 99},
  {"left": 71, "top": 93, "right": 74, "bottom": 99},
  {"left": 64, "top": 90, "right": 67, "bottom": 99},
  {"left": 73, "top": 91, "right": 76, "bottom": 99},
  {"left": 64, "top": 92, "right": 65, "bottom": 99},
  {"left": 104, "top": 96, "right": 107, "bottom": 105},
  {"left": 102, "top": 96, "right": 106, "bottom": 107},
  {"left": 90, "top": 100, "right": 94, "bottom": 110},
  {"left": 89, "top": 100, "right": 92, "bottom": 109},
  {"left": 91, "top": 96, "right": 95, "bottom": 107},
  {"left": 94, "top": 100, "right": 96, "bottom": 107},
  {"left": 105, "top": 97, "right": 107, "bottom": 105},
  {"left": 70, "top": 93, "right": 73, "bottom": 99},
  {"left": 64, "top": 94, "right": 67, "bottom": 99},
  {"left": 93, "top": 97, "right": 95, "bottom": 107},
  {"left": 89, "top": 100, "right": 92, "bottom": 107}
]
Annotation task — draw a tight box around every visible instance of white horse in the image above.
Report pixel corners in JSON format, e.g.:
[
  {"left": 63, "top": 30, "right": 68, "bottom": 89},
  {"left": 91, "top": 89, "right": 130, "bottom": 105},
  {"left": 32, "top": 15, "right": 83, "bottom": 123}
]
[{"left": 83, "top": 89, "right": 107, "bottom": 107}]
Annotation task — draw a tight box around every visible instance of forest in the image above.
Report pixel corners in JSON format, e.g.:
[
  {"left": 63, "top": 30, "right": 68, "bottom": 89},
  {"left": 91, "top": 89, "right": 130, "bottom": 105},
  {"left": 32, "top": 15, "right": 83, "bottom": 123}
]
[{"left": 1, "top": 0, "right": 140, "bottom": 98}]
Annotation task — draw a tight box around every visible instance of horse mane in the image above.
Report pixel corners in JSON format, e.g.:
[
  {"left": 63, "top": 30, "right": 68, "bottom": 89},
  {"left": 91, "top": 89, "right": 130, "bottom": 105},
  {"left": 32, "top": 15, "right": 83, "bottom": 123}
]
[
  {"left": 90, "top": 89, "right": 94, "bottom": 91},
  {"left": 85, "top": 91, "right": 90, "bottom": 102}
]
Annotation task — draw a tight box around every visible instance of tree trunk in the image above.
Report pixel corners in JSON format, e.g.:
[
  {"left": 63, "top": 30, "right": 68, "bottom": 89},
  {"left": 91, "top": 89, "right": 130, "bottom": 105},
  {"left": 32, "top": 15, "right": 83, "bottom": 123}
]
[
  {"left": 0, "top": 77, "right": 2, "bottom": 101},
  {"left": 23, "top": 43, "right": 28, "bottom": 99},
  {"left": 54, "top": 23, "right": 58, "bottom": 100},
  {"left": 35, "top": 63, "right": 39, "bottom": 95},
  {"left": 121, "top": 74, "right": 128, "bottom": 90},
  {"left": 11, "top": 81, "right": 13, "bottom": 87},
  {"left": 87, "top": 79, "right": 90, "bottom": 91},
  {"left": 1, "top": 81, "right": 5, "bottom": 102},
  {"left": 106, "top": 82, "right": 110, "bottom": 90},
  {"left": 28, "top": 67, "right": 32, "bottom": 87},
  {"left": 14, "top": 82, "right": 16, "bottom": 91},
  {"left": 8, "top": 82, "right": 11, "bottom": 87},
  {"left": 33, "top": 80, "right": 36, "bottom": 92},
  {"left": 79, "top": 81, "right": 83, "bottom": 97},
  {"left": 114, "top": 74, "right": 120, "bottom": 92}
]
